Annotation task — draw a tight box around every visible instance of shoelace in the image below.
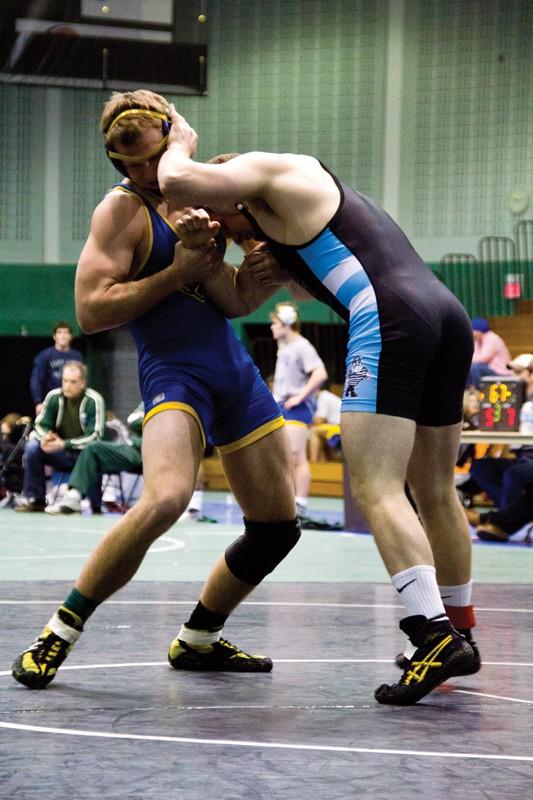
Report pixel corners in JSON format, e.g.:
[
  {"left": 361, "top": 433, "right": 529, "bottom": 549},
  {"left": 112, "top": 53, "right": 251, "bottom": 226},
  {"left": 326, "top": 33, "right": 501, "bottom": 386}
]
[
  {"left": 402, "top": 635, "right": 452, "bottom": 685},
  {"left": 218, "top": 638, "right": 249, "bottom": 658},
  {"left": 29, "top": 632, "right": 67, "bottom": 667}
]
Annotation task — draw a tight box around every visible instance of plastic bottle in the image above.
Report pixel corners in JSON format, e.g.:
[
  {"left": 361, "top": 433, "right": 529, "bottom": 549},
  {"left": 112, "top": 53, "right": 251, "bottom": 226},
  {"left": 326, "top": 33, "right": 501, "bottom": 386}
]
[{"left": 519, "top": 400, "right": 533, "bottom": 434}]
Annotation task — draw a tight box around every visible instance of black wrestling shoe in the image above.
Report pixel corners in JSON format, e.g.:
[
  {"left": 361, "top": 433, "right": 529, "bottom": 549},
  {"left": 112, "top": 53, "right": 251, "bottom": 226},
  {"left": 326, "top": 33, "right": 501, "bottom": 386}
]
[
  {"left": 168, "top": 636, "right": 273, "bottom": 672},
  {"left": 12, "top": 607, "right": 83, "bottom": 689},
  {"left": 376, "top": 615, "right": 476, "bottom": 706},
  {"left": 395, "top": 627, "right": 481, "bottom": 676},
  {"left": 457, "top": 628, "right": 482, "bottom": 675}
]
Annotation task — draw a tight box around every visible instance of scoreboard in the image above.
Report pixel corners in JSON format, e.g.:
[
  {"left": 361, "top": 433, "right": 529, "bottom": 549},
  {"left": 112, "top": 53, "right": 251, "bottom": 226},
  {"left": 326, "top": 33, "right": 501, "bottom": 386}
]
[{"left": 478, "top": 377, "right": 526, "bottom": 432}]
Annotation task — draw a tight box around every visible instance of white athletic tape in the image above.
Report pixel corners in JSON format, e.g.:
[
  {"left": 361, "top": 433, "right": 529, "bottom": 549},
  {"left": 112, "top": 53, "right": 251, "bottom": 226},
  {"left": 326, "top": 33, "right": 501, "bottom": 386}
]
[{"left": 48, "top": 612, "right": 82, "bottom": 644}]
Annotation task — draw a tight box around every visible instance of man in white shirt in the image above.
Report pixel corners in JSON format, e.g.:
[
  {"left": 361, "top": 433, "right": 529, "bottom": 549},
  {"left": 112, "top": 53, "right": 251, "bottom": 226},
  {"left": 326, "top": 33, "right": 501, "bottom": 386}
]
[{"left": 271, "top": 303, "right": 327, "bottom": 514}]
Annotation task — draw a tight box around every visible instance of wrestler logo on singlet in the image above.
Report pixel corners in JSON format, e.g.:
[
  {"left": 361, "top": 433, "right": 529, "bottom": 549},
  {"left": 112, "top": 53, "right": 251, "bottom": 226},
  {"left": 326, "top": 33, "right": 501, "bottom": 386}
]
[{"left": 343, "top": 355, "right": 370, "bottom": 398}]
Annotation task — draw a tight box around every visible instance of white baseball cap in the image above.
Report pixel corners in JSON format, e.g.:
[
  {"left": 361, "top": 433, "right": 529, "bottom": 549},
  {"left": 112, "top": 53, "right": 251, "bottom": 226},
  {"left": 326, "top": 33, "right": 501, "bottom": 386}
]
[
  {"left": 274, "top": 304, "right": 298, "bottom": 326},
  {"left": 508, "top": 353, "right": 533, "bottom": 371}
]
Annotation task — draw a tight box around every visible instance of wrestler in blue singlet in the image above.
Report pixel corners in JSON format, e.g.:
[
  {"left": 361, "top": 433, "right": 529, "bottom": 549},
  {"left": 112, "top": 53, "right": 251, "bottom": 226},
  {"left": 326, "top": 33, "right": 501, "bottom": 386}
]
[
  {"left": 114, "top": 184, "right": 283, "bottom": 452},
  {"left": 239, "top": 166, "right": 473, "bottom": 426}
]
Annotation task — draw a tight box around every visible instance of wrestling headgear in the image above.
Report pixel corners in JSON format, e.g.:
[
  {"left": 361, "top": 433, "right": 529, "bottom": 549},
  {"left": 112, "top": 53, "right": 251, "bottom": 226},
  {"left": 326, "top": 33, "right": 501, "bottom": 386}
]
[{"left": 104, "top": 108, "right": 171, "bottom": 177}]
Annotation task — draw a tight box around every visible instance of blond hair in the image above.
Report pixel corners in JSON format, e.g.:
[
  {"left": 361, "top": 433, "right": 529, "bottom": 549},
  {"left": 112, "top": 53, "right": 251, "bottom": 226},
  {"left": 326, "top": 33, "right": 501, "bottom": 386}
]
[
  {"left": 101, "top": 90, "right": 171, "bottom": 150},
  {"left": 1, "top": 412, "right": 22, "bottom": 430},
  {"left": 271, "top": 302, "right": 301, "bottom": 331}
]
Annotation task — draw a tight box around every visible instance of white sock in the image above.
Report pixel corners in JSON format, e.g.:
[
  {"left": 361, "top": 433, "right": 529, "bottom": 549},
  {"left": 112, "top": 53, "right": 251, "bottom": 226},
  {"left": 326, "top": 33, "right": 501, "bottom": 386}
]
[
  {"left": 391, "top": 565, "right": 447, "bottom": 620},
  {"left": 188, "top": 490, "right": 203, "bottom": 513},
  {"left": 177, "top": 624, "right": 219, "bottom": 646},
  {"left": 439, "top": 581, "right": 473, "bottom": 607}
]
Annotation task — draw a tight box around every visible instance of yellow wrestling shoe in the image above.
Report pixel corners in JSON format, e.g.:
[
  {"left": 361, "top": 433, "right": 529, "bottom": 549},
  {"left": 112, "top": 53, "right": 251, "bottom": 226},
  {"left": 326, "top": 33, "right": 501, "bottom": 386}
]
[
  {"left": 168, "top": 634, "right": 273, "bottom": 672},
  {"left": 12, "top": 607, "right": 83, "bottom": 689}
]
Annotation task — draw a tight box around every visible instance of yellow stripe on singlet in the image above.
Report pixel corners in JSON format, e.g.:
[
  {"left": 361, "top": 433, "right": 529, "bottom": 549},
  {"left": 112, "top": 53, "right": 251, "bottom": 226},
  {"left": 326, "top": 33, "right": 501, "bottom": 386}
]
[
  {"left": 143, "top": 402, "right": 206, "bottom": 450},
  {"left": 217, "top": 416, "right": 285, "bottom": 455}
]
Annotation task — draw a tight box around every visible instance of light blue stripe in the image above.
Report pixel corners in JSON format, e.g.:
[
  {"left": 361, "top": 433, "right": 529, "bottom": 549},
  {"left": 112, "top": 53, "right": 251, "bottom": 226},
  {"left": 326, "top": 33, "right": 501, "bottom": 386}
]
[
  {"left": 336, "top": 271, "right": 372, "bottom": 308},
  {"left": 297, "top": 228, "right": 352, "bottom": 283}
]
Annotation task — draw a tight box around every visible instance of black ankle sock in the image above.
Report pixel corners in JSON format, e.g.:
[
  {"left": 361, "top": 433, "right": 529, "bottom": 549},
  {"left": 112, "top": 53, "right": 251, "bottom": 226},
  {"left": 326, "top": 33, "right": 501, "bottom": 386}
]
[
  {"left": 63, "top": 587, "right": 99, "bottom": 623},
  {"left": 186, "top": 600, "right": 228, "bottom": 632}
]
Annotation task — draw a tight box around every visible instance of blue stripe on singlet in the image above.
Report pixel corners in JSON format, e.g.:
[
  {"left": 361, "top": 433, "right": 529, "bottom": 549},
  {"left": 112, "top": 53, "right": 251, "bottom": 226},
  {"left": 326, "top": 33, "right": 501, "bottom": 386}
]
[
  {"left": 297, "top": 228, "right": 372, "bottom": 312},
  {"left": 297, "top": 227, "right": 381, "bottom": 414}
]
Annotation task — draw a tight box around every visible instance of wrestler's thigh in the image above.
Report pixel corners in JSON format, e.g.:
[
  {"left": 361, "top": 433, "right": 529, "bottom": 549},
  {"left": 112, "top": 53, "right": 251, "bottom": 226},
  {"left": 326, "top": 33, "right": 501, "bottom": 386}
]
[
  {"left": 141, "top": 409, "right": 204, "bottom": 498},
  {"left": 341, "top": 411, "right": 416, "bottom": 488},
  {"left": 221, "top": 426, "right": 296, "bottom": 521}
]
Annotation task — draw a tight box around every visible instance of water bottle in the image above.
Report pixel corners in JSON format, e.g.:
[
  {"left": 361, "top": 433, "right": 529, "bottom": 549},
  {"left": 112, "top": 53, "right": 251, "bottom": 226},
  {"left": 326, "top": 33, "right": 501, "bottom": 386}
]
[{"left": 519, "top": 401, "right": 533, "bottom": 434}]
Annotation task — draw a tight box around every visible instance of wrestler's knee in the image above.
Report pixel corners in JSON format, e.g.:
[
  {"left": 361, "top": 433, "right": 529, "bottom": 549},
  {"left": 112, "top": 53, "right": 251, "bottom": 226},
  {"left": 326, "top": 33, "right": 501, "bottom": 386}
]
[
  {"left": 139, "top": 485, "right": 190, "bottom": 529},
  {"left": 225, "top": 517, "right": 301, "bottom": 585},
  {"left": 409, "top": 480, "right": 457, "bottom": 513}
]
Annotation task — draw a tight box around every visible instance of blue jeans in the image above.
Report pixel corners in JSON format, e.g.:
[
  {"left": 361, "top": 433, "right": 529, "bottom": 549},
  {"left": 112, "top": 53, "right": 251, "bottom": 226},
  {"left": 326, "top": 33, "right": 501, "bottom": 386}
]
[
  {"left": 470, "top": 456, "right": 533, "bottom": 508},
  {"left": 466, "top": 363, "right": 497, "bottom": 388},
  {"left": 22, "top": 438, "right": 79, "bottom": 501}
]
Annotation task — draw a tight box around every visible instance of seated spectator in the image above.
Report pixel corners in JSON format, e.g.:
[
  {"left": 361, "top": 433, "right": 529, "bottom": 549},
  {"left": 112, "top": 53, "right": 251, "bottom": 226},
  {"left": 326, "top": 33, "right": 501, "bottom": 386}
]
[
  {"left": 466, "top": 317, "right": 512, "bottom": 388},
  {"left": 46, "top": 403, "right": 143, "bottom": 515},
  {"left": 466, "top": 450, "right": 533, "bottom": 522},
  {"left": 509, "top": 353, "right": 533, "bottom": 433},
  {"left": 308, "top": 387, "right": 342, "bottom": 462},
  {"left": 30, "top": 321, "right": 84, "bottom": 417},
  {"left": 475, "top": 482, "right": 533, "bottom": 542},
  {"left": 462, "top": 388, "right": 481, "bottom": 430},
  {"left": 15, "top": 362, "right": 105, "bottom": 512},
  {"left": 466, "top": 355, "right": 533, "bottom": 533},
  {"left": 103, "top": 410, "right": 130, "bottom": 444},
  {"left": 0, "top": 413, "right": 28, "bottom": 505}
]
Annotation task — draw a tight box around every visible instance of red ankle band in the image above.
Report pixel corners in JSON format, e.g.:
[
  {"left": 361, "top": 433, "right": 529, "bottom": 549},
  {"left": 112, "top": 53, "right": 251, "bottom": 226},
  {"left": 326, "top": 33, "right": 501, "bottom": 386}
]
[{"left": 444, "top": 604, "right": 476, "bottom": 629}]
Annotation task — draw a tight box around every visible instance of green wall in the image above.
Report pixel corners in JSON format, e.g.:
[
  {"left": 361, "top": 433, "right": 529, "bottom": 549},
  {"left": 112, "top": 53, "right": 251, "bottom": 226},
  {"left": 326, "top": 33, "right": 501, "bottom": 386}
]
[
  {"left": 0, "top": 0, "right": 530, "bottom": 337},
  {"left": 0, "top": 261, "right": 333, "bottom": 338},
  {"left": 2, "top": 259, "right": 531, "bottom": 341},
  {"left": 0, "top": 263, "right": 79, "bottom": 336}
]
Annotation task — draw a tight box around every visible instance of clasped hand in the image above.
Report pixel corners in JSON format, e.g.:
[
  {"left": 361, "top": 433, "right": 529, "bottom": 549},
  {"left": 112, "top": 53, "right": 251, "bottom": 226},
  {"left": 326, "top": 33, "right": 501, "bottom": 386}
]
[{"left": 41, "top": 432, "right": 65, "bottom": 453}]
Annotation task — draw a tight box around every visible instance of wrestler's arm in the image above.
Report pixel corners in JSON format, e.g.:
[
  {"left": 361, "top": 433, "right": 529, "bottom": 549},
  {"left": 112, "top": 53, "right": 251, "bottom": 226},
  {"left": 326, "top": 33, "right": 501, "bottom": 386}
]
[
  {"left": 288, "top": 281, "right": 314, "bottom": 301},
  {"left": 158, "top": 109, "right": 340, "bottom": 249},
  {"left": 75, "top": 192, "right": 220, "bottom": 334},
  {"left": 175, "top": 209, "right": 283, "bottom": 317},
  {"left": 201, "top": 246, "right": 283, "bottom": 318},
  {"left": 159, "top": 108, "right": 315, "bottom": 218}
]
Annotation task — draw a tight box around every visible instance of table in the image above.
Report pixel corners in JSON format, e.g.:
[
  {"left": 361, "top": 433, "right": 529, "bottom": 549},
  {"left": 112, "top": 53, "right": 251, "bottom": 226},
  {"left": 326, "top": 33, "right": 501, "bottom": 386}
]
[
  {"left": 460, "top": 430, "right": 533, "bottom": 446},
  {"left": 343, "top": 430, "right": 533, "bottom": 533}
]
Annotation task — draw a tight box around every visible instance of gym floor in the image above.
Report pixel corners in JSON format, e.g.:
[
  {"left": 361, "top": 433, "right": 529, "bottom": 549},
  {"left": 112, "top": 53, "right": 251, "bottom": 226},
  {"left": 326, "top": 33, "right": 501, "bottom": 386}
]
[{"left": 1, "top": 493, "right": 532, "bottom": 799}]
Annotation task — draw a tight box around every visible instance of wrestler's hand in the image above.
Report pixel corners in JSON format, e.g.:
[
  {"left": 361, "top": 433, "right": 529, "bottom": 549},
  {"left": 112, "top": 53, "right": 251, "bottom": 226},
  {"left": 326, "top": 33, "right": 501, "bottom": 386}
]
[
  {"left": 244, "top": 243, "right": 290, "bottom": 286},
  {"left": 171, "top": 240, "right": 223, "bottom": 288},
  {"left": 167, "top": 104, "right": 198, "bottom": 158},
  {"left": 176, "top": 208, "right": 221, "bottom": 249}
]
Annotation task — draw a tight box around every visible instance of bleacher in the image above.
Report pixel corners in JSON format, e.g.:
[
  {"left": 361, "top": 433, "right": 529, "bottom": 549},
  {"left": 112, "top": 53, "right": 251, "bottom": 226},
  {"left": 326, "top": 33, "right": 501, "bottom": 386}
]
[
  {"left": 202, "top": 456, "right": 344, "bottom": 498},
  {"left": 490, "top": 300, "right": 533, "bottom": 358}
]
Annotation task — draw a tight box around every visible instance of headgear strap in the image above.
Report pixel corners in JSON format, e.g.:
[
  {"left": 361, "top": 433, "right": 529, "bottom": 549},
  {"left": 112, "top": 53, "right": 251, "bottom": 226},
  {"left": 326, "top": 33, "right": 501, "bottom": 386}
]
[{"left": 105, "top": 109, "right": 171, "bottom": 174}]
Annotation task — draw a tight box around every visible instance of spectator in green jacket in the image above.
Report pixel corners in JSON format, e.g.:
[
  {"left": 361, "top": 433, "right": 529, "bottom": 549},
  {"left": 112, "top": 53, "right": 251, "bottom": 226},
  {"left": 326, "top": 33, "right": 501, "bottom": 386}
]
[
  {"left": 45, "top": 403, "right": 144, "bottom": 515},
  {"left": 15, "top": 361, "right": 105, "bottom": 512}
]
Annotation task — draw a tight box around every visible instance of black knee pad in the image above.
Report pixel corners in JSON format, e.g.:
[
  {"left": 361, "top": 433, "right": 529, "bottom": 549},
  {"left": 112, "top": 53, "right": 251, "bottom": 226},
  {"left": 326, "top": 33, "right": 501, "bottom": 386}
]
[{"left": 224, "top": 517, "right": 301, "bottom": 585}]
